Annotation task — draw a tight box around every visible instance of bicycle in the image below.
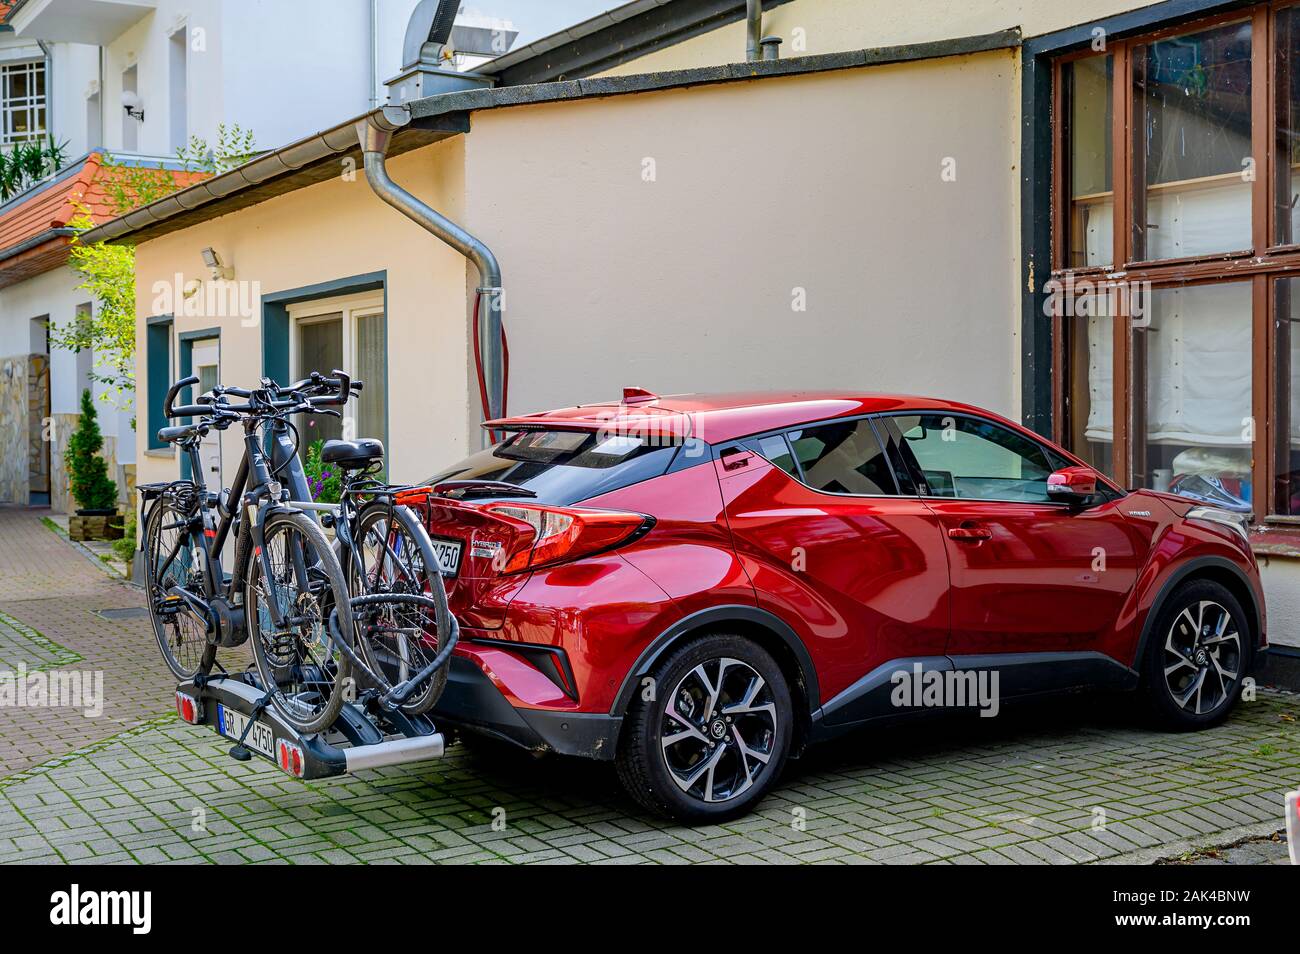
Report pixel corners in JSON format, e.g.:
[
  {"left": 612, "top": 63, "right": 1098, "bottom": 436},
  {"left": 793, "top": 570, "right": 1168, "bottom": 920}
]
[
  {"left": 302, "top": 438, "right": 457, "bottom": 716},
  {"left": 143, "top": 369, "right": 455, "bottom": 735}
]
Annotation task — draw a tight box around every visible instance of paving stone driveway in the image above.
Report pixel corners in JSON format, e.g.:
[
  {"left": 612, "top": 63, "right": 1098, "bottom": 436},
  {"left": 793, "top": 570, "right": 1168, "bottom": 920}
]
[{"left": 1, "top": 506, "right": 1297, "bottom": 864}]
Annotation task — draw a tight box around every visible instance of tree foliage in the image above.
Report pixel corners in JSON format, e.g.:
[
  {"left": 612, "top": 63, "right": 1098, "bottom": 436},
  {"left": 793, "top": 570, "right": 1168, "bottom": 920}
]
[
  {"left": 0, "top": 136, "right": 68, "bottom": 200},
  {"left": 51, "top": 124, "right": 257, "bottom": 403}
]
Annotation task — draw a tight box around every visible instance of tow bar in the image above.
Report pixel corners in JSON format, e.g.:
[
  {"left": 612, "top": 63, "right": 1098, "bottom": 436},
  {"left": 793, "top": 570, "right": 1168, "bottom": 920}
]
[{"left": 173, "top": 671, "right": 446, "bottom": 780}]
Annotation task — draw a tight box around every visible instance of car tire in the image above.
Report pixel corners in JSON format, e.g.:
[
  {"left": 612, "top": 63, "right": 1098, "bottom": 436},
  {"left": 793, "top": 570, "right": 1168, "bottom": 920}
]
[
  {"left": 616, "top": 633, "right": 792, "bottom": 824},
  {"left": 1141, "top": 579, "right": 1252, "bottom": 731}
]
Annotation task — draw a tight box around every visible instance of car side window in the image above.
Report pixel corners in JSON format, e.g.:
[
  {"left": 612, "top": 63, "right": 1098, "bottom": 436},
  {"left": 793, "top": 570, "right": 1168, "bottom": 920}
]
[
  {"left": 786, "top": 419, "right": 898, "bottom": 496},
  {"left": 741, "top": 434, "right": 798, "bottom": 477},
  {"left": 891, "top": 414, "right": 1055, "bottom": 503}
]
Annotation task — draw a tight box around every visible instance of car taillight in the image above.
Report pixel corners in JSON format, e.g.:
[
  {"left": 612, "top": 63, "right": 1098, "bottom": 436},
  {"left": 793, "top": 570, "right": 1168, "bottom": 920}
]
[{"left": 483, "top": 504, "right": 650, "bottom": 573}]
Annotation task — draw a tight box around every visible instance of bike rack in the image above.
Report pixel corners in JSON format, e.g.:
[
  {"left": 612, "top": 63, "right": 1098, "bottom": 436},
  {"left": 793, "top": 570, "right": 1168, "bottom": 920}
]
[{"left": 173, "top": 670, "right": 446, "bottom": 780}]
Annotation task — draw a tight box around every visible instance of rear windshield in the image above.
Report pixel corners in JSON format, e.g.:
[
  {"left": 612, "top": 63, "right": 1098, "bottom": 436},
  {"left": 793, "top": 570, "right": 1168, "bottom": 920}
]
[{"left": 424, "top": 429, "right": 680, "bottom": 505}]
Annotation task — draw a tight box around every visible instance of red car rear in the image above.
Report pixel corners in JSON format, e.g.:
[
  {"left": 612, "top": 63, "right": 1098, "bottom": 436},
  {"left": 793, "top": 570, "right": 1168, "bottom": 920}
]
[{"left": 414, "top": 390, "right": 1266, "bottom": 823}]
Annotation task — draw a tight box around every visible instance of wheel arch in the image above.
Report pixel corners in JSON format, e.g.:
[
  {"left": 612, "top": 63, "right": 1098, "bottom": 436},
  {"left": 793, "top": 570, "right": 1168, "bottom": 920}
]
[
  {"left": 1132, "top": 555, "right": 1263, "bottom": 671},
  {"left": 610, "top": 605, "right": 821, "bottom": 751}
]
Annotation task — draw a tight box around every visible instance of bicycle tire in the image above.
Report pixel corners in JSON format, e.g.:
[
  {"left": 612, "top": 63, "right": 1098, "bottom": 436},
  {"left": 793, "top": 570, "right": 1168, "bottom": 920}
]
[
  {"left": 348, "top": 501, "right": 453, "bottom": 715},
  {"left": 246, "top": 510, "right": 354, "bottom": 734},
  {"left": 143, "top": 492, "right": 216, "bottom": 681}
]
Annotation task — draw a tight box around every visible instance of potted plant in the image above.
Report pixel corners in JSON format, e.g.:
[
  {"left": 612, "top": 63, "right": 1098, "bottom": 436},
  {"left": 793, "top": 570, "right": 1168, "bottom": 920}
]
[{"left": 65, "top": 388, "right": 122, "bottom": 541}]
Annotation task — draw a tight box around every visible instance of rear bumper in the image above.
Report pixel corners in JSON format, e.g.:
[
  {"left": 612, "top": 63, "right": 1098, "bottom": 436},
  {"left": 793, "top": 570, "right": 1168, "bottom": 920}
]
[{"left": 434, "top": 656, "right": 622, "bottom": 760}]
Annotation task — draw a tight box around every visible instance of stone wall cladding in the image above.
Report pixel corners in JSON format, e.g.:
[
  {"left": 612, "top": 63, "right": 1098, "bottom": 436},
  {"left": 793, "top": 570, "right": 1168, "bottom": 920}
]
[
  {"left": 26, "top": 354, "right": 48, "bottom": 496},
  {"left": 49, "top": 412, "right": 78, "bottom": 514},
  {"left": 0, "top": 356, "right": 29, "bottom": 505}
]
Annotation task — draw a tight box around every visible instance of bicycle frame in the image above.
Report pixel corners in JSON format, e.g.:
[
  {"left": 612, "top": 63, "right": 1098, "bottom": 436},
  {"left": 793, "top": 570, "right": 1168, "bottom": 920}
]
[{"left": 157, "top": 417, "right": 313, "bottom": 641}]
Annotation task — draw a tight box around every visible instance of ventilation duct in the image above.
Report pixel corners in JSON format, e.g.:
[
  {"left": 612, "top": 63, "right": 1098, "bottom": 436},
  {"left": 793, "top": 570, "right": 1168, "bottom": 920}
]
[{"left": 386, "top": 0, "right": 497, "bottom": 104}]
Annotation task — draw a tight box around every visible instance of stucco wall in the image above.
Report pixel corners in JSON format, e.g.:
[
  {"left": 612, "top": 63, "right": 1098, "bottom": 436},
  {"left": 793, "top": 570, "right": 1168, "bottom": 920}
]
[
  {"left": 1260, "top": 560, "right": 1300, "bottom": 649},
  {"left": 464, "top": 50, "right": 1021, "bottom": 421},
  {"left": 132, "top": 137, "right": 473, "bottom": 490},
  {"left": 600, "top": 0, "right": 1165, "bottom": 75}
]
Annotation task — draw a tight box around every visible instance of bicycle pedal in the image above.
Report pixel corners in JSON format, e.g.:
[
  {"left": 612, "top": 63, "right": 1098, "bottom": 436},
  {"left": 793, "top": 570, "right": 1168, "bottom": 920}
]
[{"left": 157, "top": 595, "right": 186, "bottom": 615}]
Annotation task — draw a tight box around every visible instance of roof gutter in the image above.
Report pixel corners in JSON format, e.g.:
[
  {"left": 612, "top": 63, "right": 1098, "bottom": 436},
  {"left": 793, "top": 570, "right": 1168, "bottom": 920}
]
[
  {"left": 0, "top": 226, "right": 75, "bottom": 263},
  {"left": 357, "top": 106, "right": 505, "bottom": 438},
  {"left": 78, "top": 107, "right": 393, "bottom": 245}
]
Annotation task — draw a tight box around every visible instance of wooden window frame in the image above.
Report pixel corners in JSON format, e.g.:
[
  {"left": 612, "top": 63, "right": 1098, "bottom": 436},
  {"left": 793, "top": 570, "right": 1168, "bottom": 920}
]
[{"left": 1051, "top": 1, "right": 1300, "bottom": 526}]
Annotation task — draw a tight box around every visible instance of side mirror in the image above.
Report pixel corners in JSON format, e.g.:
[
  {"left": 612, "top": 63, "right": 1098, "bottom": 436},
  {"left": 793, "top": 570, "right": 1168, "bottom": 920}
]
[{"left": 1046, "top": 465, "right": 1099, "bottom": 505}]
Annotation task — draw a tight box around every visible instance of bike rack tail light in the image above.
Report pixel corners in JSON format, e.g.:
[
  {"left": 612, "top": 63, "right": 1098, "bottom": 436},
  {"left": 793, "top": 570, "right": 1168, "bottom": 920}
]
[
  {"left": 277, "top": 739, "right": 306, "bottom": 778},
  {"left": 175, "top": 690, "right": 202, "bottom": 725}
]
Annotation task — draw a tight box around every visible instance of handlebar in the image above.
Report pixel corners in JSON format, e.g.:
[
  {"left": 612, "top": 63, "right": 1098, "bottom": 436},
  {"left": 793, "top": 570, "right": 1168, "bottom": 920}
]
[
  {"left": 170, "top": 404, "right": 213, "bottom": 418},
  {"left": 164, "top": 375, "right": 200, "bottom": 418},
  {"left": 163, "top": 369, "right": 362, "bottom": 425}
]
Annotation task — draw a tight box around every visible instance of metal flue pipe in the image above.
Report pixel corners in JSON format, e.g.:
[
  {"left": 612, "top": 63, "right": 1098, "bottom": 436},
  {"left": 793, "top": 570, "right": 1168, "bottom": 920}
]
[
  {"left": 357, "top": 109, "right": 506, "bottom": 437},
  {"left": 745, "top": 0, "right": 763, "bottom": 61}
]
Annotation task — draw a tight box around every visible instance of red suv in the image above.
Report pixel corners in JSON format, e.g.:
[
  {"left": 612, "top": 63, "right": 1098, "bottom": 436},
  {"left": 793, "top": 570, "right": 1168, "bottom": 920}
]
[{"left": 417, "top": 390, "right": 1266, "bottom": 823}]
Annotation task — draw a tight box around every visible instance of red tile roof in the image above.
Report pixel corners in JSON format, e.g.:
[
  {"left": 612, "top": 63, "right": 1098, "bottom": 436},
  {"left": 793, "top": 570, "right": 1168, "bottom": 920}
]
[{"left": 0, "top": 153, "right": 208, "bottom": 288}]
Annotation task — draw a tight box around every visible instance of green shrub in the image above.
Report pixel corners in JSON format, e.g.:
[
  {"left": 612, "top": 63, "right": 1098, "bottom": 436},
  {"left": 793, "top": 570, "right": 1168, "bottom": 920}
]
[
  {"left": 65, "top": 388, "right": 118, "bottom": 512},
  {"left": 303, "top": 440, "right": 341, "bottom": 504},
  {"left": 112, "top": 511, "right": 138, "bottom": 562}
]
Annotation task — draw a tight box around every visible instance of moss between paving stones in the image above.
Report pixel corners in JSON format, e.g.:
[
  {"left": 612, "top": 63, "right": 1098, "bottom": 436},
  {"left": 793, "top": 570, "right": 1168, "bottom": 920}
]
[{"left": 0, "top": 608, "right": 83, "bottom": 673}]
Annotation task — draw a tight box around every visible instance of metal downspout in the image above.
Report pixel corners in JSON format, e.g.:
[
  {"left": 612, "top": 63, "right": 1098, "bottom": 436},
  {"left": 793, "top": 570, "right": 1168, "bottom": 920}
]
[
  {"left": 745, "top": 0, "right": 762, "bottom": 62},
  {"left": 357, "top": 109, "right": 505, "bottom": 440}
]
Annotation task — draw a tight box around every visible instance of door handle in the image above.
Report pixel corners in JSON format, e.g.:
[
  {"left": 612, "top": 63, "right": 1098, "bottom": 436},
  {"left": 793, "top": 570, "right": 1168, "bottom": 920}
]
[
  {"left": 719, "top": 447, "right": 754, "bottom": 472},
  {"left": 948, "top": 525, "right": 993, "bottom": 542}
]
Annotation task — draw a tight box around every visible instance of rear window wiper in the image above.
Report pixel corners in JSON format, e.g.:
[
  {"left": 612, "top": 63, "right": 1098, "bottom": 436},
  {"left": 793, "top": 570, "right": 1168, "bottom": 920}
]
[{"left": 431, "top": 479, "right": 538, "bottom": 499}]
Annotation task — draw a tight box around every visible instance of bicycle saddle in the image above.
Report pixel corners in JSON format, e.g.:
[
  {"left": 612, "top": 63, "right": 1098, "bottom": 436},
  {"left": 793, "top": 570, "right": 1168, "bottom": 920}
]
[{"left": 321, "top": 438, "right": 384, "bottom": 469}]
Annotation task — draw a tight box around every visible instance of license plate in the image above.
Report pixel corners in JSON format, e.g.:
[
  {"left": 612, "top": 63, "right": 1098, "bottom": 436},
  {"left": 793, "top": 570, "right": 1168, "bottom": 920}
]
[
  {"left": 217, "top": 704, "right": 275, "bottom": 760},
  {"left": 429, "top": 537, "right": 463, "bottom": 578}
]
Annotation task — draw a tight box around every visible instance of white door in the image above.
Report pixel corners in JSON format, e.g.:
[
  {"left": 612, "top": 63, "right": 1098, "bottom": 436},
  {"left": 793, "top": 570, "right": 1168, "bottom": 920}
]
[{"left": 192, "top": 340, "right": 221, "bottom": 487}]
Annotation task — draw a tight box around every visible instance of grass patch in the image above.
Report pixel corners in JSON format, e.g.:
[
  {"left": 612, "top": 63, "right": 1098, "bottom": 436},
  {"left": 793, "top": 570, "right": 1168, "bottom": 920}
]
[{"left": 0, "top": 609, "right": 83, "bottom": 673}]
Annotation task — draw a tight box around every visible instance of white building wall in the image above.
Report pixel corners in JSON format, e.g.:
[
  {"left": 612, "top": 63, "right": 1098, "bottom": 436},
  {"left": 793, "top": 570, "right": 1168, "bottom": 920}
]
[
  {"left": 46, "top": 41, "right": 100, "bottom": 155},
  {"left": 0, "top": 266, "right": 115, "bottom": 426},
  {"left": 100, "top": 0, "right": 224, "bottom": 156}
]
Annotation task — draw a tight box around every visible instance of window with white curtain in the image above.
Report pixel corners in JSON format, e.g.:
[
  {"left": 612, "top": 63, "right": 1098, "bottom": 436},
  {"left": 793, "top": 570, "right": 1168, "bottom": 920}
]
[{"left": 288, "top": 294, "right": 387, "bottom": 453}]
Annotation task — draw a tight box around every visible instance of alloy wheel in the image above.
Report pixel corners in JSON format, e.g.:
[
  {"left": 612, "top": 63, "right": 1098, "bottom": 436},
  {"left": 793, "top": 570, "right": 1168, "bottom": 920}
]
[
  {"left": 659, "top": 656, "right": 778, "bottom": 804},
  {"left": 1162, "top": 600, "right": 1242, "bottom": 715}
]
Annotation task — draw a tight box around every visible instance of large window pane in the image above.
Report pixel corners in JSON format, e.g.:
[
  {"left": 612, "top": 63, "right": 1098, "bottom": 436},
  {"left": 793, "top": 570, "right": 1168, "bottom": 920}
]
[
  {"left": 1132, "top": 21, "right": 1253, "bottom": 261},
  {"left": 1277, "top": 7, "right": 1300, "bottom": 245},
  {"left": 355, "top": 311, "right": 387, "bottom": 447},
  {"left": 893, "top": 415, "right": 1055, "bottom": 503},
  {"left": 787, "top": 420, "right": 896, "bottom": 495},
  {"left": 1064, "top": 55, "right": 1114, "bottom": 268},
  {"left": 1132, "top": 283, "right": 1253, "bottom": 512},
  {"left": 298, "top": 315, "right": 343, "bottom": 445},
  {"left": 1275, "top": 278, "right": 1300, "bottom": 514},
  {"left": 1066, "top": 305, "right": 1115, "bottom": 477}
]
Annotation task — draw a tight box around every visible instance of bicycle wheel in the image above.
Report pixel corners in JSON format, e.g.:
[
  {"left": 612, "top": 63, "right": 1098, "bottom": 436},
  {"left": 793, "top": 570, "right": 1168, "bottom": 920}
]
[
  {"left": 246, "top": 510, "right": 354, "bottom": 734},
  {"left": 349, "top": 502, "right": 453, "bottom": 715},
  {"left": 143, "top": 489, "right": 215, "bottom": 681}
]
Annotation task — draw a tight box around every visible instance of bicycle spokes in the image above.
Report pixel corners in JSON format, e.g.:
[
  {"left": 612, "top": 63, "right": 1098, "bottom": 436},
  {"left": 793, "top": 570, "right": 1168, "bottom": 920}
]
[{"left": 254, "top": 522, "right": 340, "bottom": 723}]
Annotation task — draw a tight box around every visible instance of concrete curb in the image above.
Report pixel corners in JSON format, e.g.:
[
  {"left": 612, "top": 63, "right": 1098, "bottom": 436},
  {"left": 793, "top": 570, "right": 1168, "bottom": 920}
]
[{"left": 1102, "top": 820, "right": 1287, "bottom": 865}]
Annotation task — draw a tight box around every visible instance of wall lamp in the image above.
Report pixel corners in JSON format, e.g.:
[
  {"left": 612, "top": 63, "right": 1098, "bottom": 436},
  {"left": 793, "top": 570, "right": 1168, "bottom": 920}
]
[
  {"left": 121, "top": 89, "right": 145, "bottom": 121},
  {"left": 201, "top": 247, "right": 234, "bottom": 281}
]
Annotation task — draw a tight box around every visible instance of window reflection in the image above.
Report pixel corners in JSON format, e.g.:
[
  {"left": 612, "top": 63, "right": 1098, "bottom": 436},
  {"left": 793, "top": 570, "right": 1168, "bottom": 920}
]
[{"left": 1133, "top": 21, "right": 1253, "bottom": 261}]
